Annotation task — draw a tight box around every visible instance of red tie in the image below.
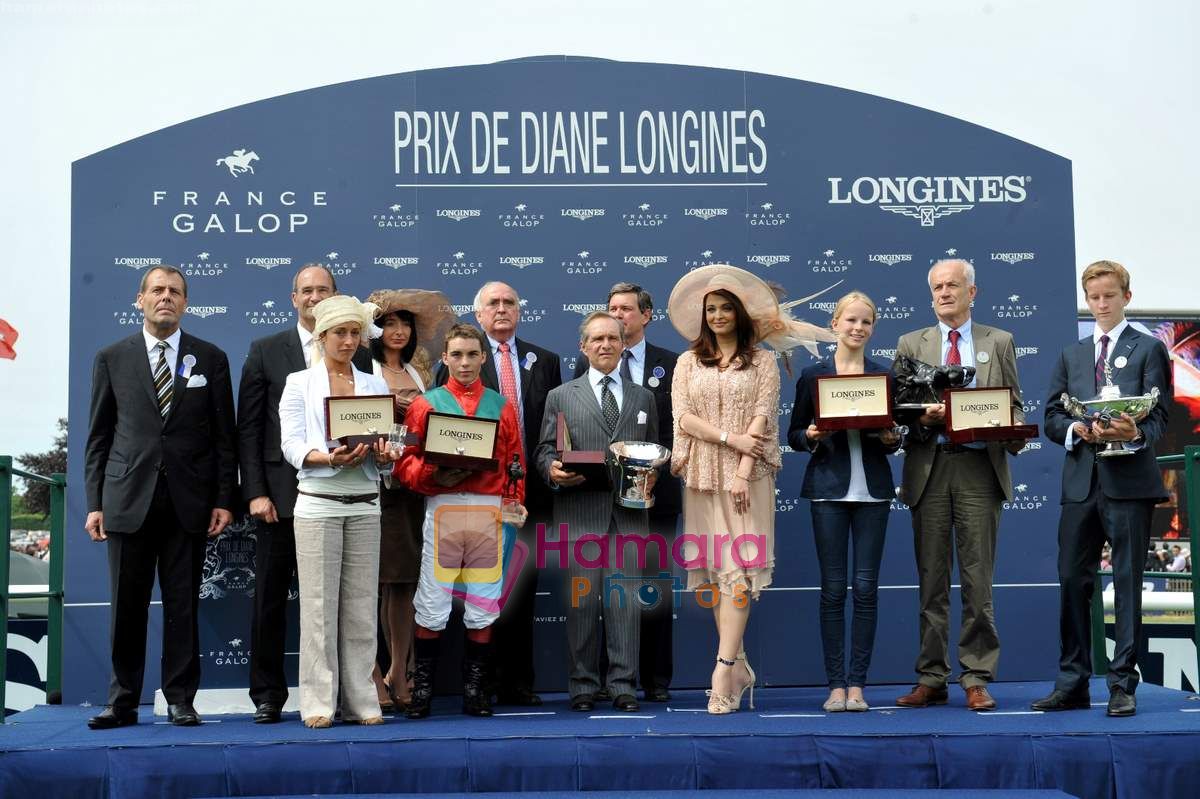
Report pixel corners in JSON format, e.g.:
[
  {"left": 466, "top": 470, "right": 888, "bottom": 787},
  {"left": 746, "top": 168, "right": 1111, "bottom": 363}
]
[
  {"left": 497, "top": 341, "right": 523, "bottom": 443},
  {"left": 946, "top": 329, "right": 962, "bottom": 366}
]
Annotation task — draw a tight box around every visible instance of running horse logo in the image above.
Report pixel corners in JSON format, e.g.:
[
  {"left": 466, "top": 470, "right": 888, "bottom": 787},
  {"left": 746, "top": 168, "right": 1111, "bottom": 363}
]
[{"left": 216, "top": 149, "right": 260, "bottom": 177}]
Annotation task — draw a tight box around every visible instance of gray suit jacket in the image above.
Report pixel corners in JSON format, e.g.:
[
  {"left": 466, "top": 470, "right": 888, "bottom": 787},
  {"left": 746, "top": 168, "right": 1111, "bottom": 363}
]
[
  {"left": 535, "top": 375, "right": 659, "bottom": 543},
  {"left": 896, "top": 321, "right": 1024, "bottom": 505}
]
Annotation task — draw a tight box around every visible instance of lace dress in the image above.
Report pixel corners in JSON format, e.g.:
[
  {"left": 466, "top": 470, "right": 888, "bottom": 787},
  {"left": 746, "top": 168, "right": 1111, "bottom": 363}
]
[{"left": 670, "top": 349, "right": 781, "bottom": 598}]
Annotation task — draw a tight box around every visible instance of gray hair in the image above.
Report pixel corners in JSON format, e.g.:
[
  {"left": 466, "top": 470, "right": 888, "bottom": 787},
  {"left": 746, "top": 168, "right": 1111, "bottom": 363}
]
[
  {"left": 607, "top": 282, "right": 653, "bottom": 312},
  {"left": 579, "top": 311, "right": 625, "bottom": 344},
  {"left": 473, "top": 281, "right": 520, "bottom": 312},
  {"left": 928, "top": 258, "right": 975, "bottom": 288}
]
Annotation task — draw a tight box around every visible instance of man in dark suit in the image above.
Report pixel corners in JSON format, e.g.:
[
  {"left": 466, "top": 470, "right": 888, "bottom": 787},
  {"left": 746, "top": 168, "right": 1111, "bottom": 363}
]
[
  {"left": 236, "top": 263, "right": 371, "bottom": 723},
  {"left": 435, "top": 280, "right": 562, "bottom": 705},
  {"left": 894, "top": 258, "right": 1025, "bottom": 712},
  {"left": 84, "top": 265, "right": 238, "bottom": 728},
  {"left": 572, "top": 282, "right": 680, "bottom": 701},
  {"left": 538, "top": 312, "right": 660, "bottom": 712},
  {"left": 1034, "top": 260, "right": 1171, "bottom": 717}
]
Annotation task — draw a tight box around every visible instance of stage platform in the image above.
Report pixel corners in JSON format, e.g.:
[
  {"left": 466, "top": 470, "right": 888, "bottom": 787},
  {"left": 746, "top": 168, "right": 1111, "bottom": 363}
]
[{"left": 1, "top": 680, "right": 1197, "bottom": 798}]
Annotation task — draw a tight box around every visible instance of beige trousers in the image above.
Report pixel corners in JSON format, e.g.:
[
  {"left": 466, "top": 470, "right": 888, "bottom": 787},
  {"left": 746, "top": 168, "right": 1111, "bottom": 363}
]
[{"left": 293, "top": 513, "right": 381, "bottom": 721}]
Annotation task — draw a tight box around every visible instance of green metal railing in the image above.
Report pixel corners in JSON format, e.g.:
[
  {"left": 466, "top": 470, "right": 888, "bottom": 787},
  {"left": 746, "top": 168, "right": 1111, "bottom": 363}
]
[
  {"left": 1090, "top": 445, "right": 1200, "bottom": 687},
  {"left": 1, "top": 455, "right": 65, "bottom": 722}
]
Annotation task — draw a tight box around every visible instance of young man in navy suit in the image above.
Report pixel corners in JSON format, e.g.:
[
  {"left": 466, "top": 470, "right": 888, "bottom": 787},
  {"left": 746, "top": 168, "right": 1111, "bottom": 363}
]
[{"left": 1034, "top": 260, "right": 1171, "bottom": 717}]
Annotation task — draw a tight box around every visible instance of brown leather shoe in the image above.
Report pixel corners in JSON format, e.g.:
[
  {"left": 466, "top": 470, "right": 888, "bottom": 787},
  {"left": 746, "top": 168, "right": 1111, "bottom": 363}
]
[
  {"left": 965, "top": 685, "right": 996, "bottom": 711},
  {"left": 896, "top": 684, "right": 948, "bottom": 707}
]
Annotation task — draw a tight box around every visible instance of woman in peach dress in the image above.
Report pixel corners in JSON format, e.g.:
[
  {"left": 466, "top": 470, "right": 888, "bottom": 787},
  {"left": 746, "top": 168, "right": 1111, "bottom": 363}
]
[{"left": 667, "top": 265, "right": 834, "bottom": 714}]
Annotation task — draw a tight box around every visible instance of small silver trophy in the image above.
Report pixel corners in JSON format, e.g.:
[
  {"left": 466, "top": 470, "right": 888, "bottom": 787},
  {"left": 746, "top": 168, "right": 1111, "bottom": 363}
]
[
  {"left": 1061, "top": 356, "right": 1160, "bottom": 458},
  {"left": 609, "top": 441, "right": 671, "bottom": 510}
]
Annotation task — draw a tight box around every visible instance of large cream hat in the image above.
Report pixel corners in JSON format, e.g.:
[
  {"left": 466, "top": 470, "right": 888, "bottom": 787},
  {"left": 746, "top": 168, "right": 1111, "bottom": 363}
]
[
  {"left": 666, "top": 264, "right": 838, "bottom": 355},
  {"left": 311, "top": 295, "right": 378, "bottom": 363}
]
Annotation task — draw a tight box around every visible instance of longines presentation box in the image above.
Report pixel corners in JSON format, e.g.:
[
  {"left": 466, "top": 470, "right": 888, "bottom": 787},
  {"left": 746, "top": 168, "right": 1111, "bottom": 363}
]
[
  {"left": 943, "top": 387, "right": 1038, "bottom": 444},
  {"left": 556, "top": 412, "right": 611, "bottom": 487},
  {"left": 814, "top": 373, "right": 893, "bottom": 431},
  {"left": 324, "top": 394, "right": 396, "bottom": 447},
  {"left": 423, "top": 411, "right": 499, "bottom": 471}
]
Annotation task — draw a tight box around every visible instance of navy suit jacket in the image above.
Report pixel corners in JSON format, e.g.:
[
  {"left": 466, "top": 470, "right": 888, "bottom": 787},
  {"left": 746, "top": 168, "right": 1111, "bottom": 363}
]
[
  {"left": 1044, "top": 325, "right": 1171, "bottom": 503},
  {"left": 786, "top": 358, "right": 899, "bottom": 501}
]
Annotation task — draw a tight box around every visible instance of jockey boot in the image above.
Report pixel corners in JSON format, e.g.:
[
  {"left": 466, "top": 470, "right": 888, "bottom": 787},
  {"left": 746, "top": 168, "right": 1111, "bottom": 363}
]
[
  {"left": 406, "top": 635, "right": 439, "bottom": 720},
  {"left": 462, "top": 639, "right": 494, "bottom": 717}
]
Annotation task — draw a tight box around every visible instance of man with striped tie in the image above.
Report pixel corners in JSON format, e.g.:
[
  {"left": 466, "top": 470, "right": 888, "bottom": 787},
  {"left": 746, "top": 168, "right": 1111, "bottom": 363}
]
[{"left": 84, "top": 265, "right": 238, "bottom": 729}]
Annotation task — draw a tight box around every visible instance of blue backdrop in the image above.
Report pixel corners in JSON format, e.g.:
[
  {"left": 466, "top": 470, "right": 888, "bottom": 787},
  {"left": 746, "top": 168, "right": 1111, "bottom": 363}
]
[{"left": 66, "top": 56, "right": 1076, "bottom": 703}]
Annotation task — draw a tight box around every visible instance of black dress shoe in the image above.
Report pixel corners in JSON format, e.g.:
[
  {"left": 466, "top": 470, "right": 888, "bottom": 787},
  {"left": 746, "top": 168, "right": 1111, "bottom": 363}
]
[
  {"left": 594, "top": 686, "right": 612, "bottom": 702},
  {"left": 570, "top": 693, "right": 595, "bottom": 712},
  {"left": 253, "top": 701, "right": 282, "bottom": 724},
  {"left": 613, "top": 694, "right": 640, "bottom": 712},
  {"left": 167, "top": 702, "right": 202, "bottom": 726},
  {"left": 1030, "top": 689, "right": 1091, "bottom": 712},
  {"left": 497, "top": 687, "right": 543, "bottom": 706},
  {"left": 88, "top": 706, "right": 138, "bottom": 730},
  {"left": 1107, "top": 687, "right": 1136, "bottom": 717},
  {"left": 644, "top": 687, "right": 671, "bottom": 702}
]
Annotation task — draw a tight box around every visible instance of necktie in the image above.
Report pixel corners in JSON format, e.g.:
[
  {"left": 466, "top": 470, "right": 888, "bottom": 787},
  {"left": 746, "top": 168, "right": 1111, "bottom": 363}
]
[
  {"left": 1095, "top": 334, "right": 1110, "bottom": 390},
  {"left": 620, "top": 349, "right": 633, "bottom": 383},
  {"left": 946, "top": 329, "right": 962, "bottom": 366},
  {"left": 153, "top": 341, "right": 173, "bottom": 419},
  {"left": 600, "top": 376, "right": 619, "bottom": 431},
  {"left": 497, "top": 341, "right": 523, "bottom": 442}
]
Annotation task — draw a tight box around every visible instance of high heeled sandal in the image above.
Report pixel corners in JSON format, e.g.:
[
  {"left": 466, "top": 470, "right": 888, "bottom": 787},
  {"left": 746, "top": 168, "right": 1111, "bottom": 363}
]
[
  {"left": 707, "top": 656, "right": 756, "bottom": 714},
  {"left": 736, "top": 652, "right": 757, "bottom": 711}
]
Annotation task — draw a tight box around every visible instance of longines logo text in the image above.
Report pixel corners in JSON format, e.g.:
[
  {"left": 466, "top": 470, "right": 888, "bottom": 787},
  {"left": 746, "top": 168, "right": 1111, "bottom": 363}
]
[
  {"left": 561, "top": 208, "right": 605, "bottom": 221},
  {"left": 437, "top": 208, "right": 481, "bottom": 222},
  {"left": 499, "top": 255, "right": 544, "bottom": 270},
  {"left": 625, "top": 255, "right": 668, "bottom": 268},
  {"left": 245, "top": 257, "right": 292, "bottom": 270},
  {"left": 154, "top": 189, "right": 326, "bottom": 234},
  {"left": 375, "top": 257, "right": 420, "bottom": 269},
  {"left": 991, "top": 252, "right": 1035, "bottom": 264},
  {"left": 114, "top": 257, "right": 162, "bottom": 270},
  {"left": 747, "top": 254, "right": 790, "bottom": 268},
  {"left": 186, "top": 306, "right": 227, "bottom": 319},
  {"left": 684, "top": 207, "right": 729, "bottom": 220},
  {"left": 868, "top": 253, "right": 913, "bottom": 267},
  {"left": 1016, "top": 347, "right": 1040, "bottom": 358},
  {"left": 828, "top": 175, "right": 1029, "bottom": 227},
  {"left": 563, "top": 303, "right": 607, "bottom": 315}
]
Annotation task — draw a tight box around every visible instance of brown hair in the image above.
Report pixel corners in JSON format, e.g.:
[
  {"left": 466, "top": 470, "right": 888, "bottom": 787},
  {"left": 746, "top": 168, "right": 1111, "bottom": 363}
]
[
  {"left": 1081, "top": 260, "right": 1131, "bottom": 293},
  {"left": 138, "top": 264, "right": 188, "bottom": 298},
  {"left": 443, "top": 323, "right": 487, "bottom": 353},
  {"left": 690, "top": 289, "right": 756, "bottom": 370}
]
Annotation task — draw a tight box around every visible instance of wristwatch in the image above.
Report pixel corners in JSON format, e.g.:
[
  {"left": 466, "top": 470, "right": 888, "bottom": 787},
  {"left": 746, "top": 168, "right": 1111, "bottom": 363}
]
[{"left": 720, "top": 431, "right": 729, "bottom": 445}]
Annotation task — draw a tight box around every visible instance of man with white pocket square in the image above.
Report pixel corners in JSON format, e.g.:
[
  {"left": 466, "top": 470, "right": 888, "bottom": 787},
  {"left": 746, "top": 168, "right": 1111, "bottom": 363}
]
[{"left": 84, "top": 265, "right": 238, "bottom": 729}]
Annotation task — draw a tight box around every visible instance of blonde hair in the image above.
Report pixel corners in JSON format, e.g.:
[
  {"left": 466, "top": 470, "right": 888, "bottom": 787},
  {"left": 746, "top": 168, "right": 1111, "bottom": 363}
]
[
  {"left": 831, "top": 290, "right": 877, "bottom": 326},
  {"left": 1081, "top": 260, "right": 1131, "bottom": 293}
]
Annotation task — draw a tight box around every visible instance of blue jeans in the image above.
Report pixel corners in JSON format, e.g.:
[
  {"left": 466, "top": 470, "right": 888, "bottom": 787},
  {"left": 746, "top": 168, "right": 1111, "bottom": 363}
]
[{"left": 810, "top": 501, "right": 890, "bottom": 688}]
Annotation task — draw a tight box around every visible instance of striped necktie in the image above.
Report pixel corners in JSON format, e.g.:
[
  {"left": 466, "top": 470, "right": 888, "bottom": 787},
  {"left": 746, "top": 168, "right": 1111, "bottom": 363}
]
[
  {"left": 1095, "top": 334, "right": 1110, "bottom": 391},
  {"left": 153, "top": 341, "right": 173, "bottom": 419},
  {"left": 600, "top": 376, "right": 619, "bottom": 430}
]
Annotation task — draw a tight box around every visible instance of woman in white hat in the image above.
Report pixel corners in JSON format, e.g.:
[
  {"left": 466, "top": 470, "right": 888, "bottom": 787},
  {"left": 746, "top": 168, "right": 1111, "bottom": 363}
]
[
  {"left": 279, "top": 294, "right": 403, "bottom": 728},
  {"left": 667, "top": 265, "right": 833, "bottom": 714},
  {"left": 364, "top": 289, "right": 456, "bottom": 712}
]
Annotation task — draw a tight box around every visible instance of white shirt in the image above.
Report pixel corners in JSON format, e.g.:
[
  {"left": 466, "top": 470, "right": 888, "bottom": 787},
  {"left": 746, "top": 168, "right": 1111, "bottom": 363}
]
[
  {"left": 297, "top": 323, "right": 315, "bottom": 368},
  {"left": 814, "top": 429, "right": 890, "bottom": 503},
  {"left": 588, "top": 365, "right": 624, "bottom": 412},
  {"left": 623, "top": 338, "right": 647, "bottom": 386},
  {"left": 142, "top": 327, "right": 181, "bottom": 376}
]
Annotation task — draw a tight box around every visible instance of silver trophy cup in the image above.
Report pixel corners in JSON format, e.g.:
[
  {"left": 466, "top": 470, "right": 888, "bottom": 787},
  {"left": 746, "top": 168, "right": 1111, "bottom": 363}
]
[
  {"left": 1061, "top": 386, "right": 1160, "bottom": 458},
  {"left": 609, "top": 441, "right": 671, "bottom": 510}
]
